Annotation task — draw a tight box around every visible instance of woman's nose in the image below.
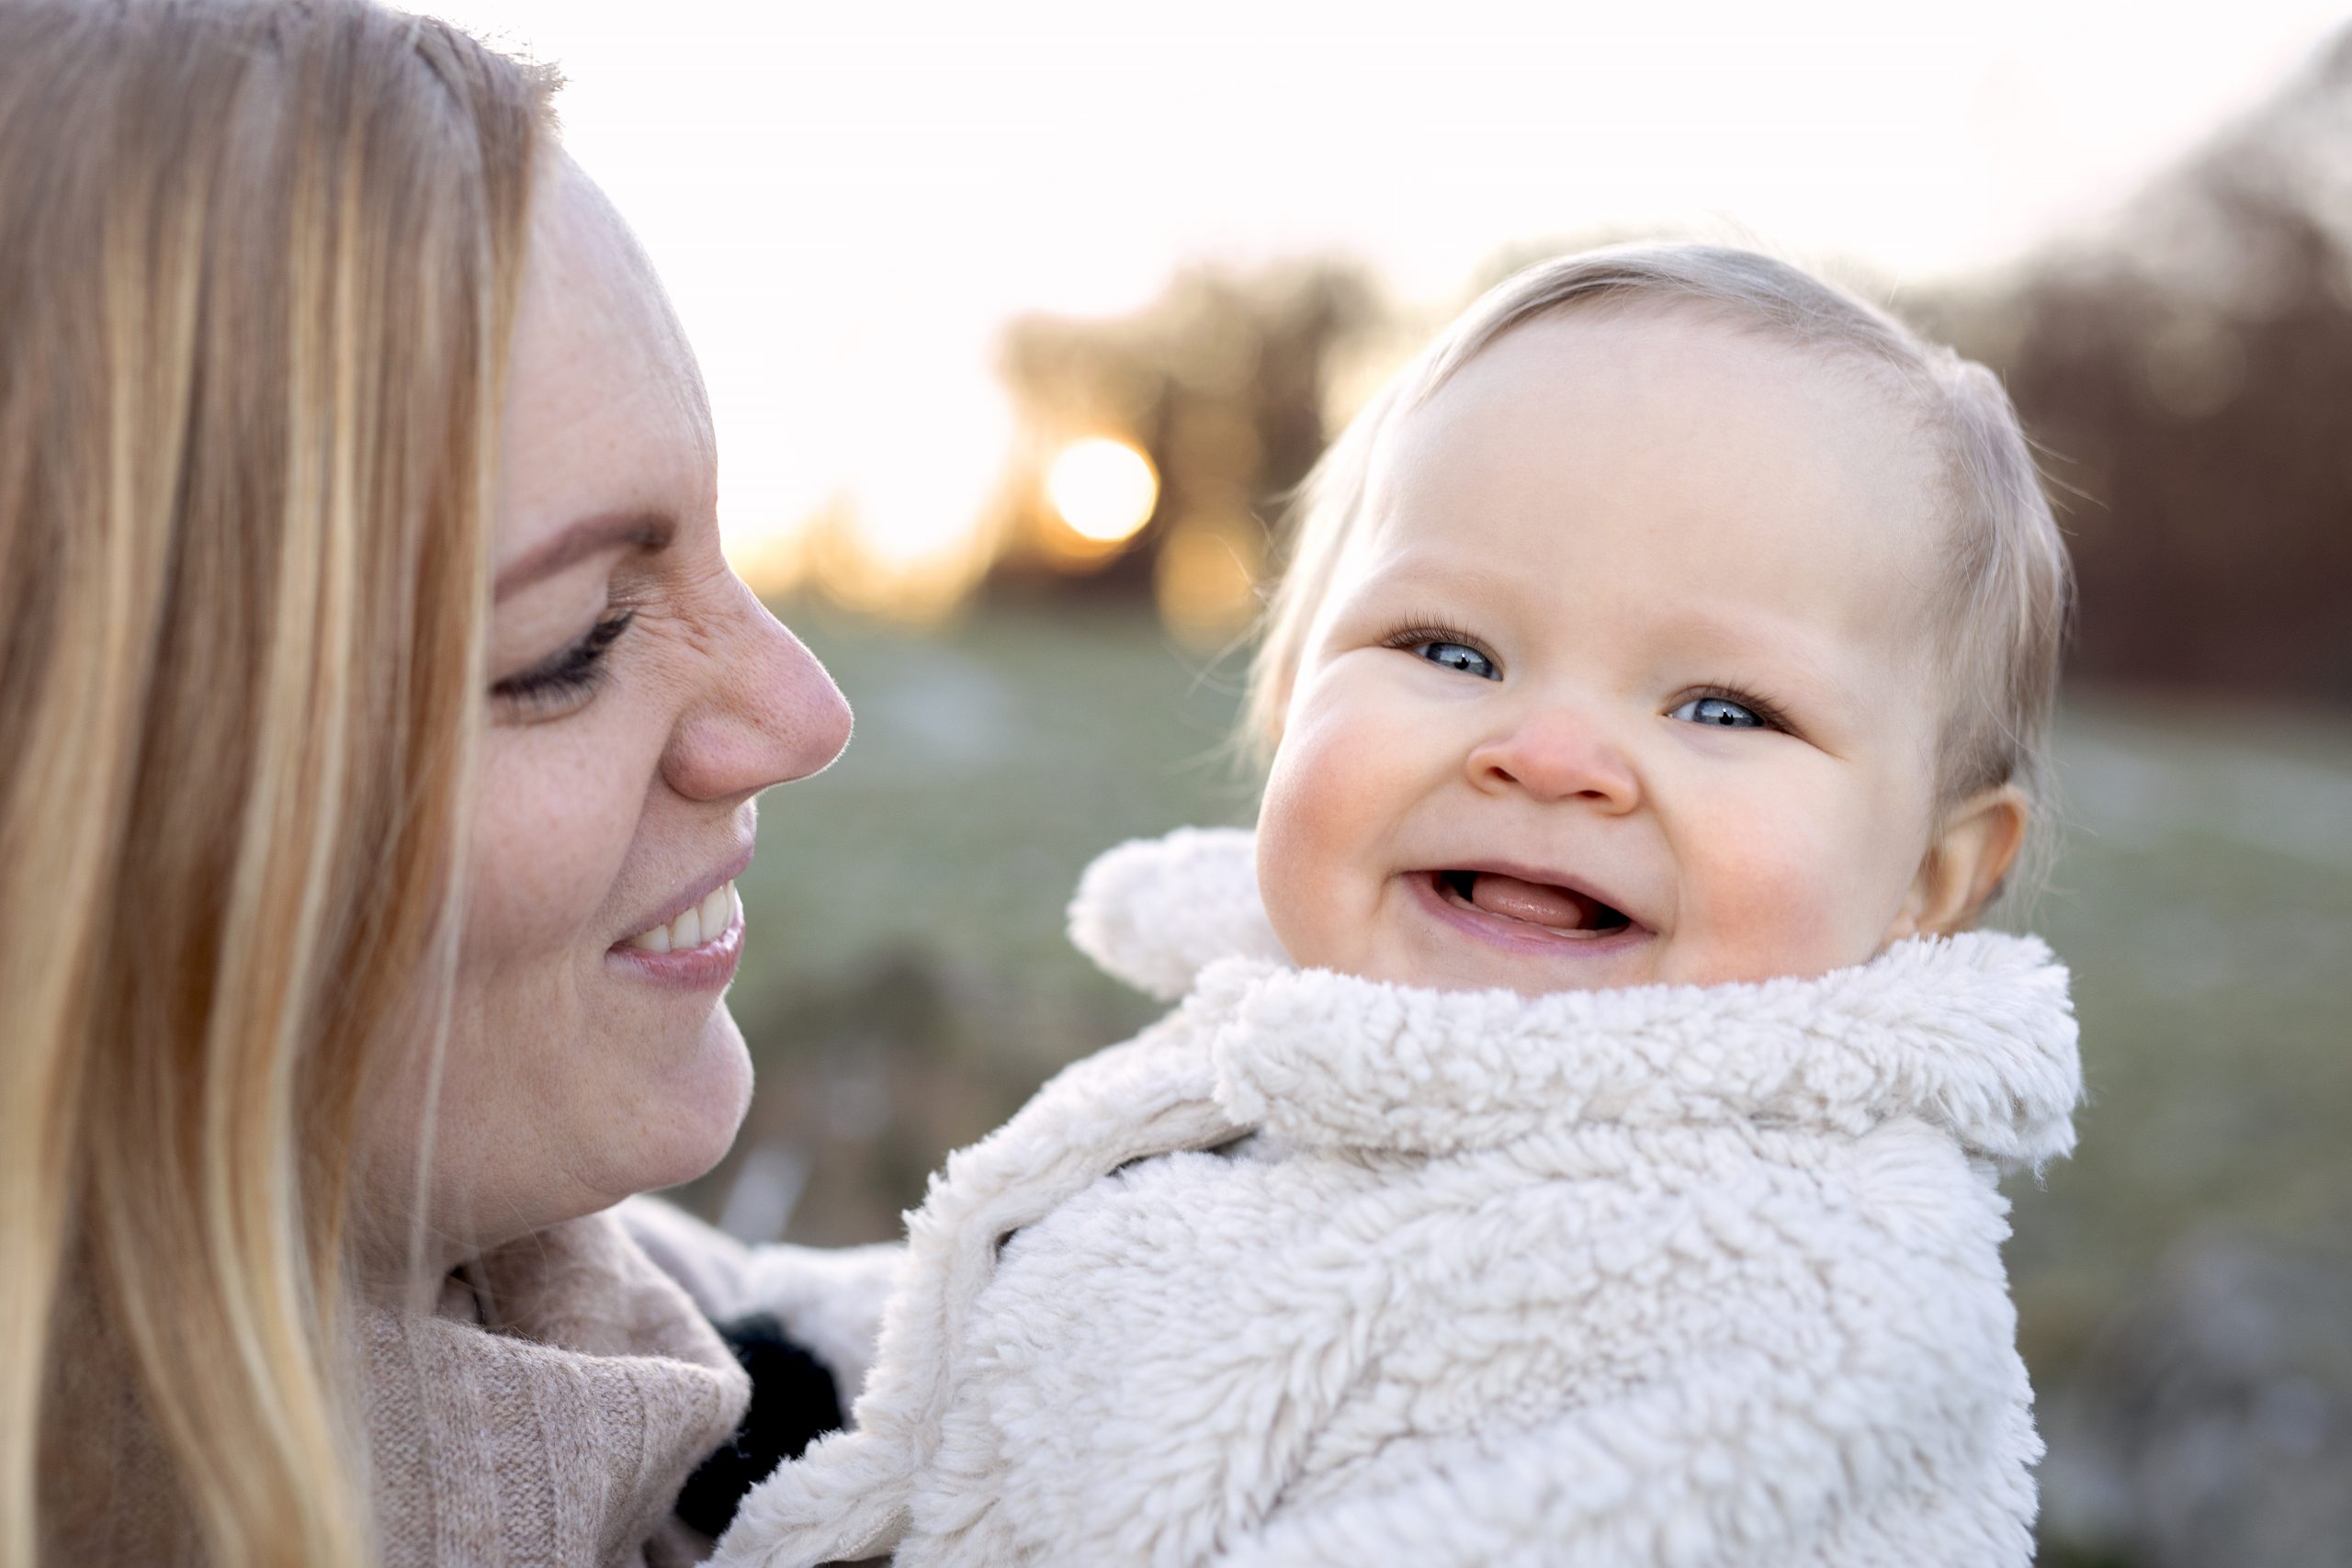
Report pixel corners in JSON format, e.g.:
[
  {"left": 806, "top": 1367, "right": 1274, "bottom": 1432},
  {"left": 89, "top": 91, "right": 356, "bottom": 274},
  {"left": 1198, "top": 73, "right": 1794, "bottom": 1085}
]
[
  {"left": 1465, "top": 706, "right": 1640, "bottom": 811},
  {"left": 660, "top": 577, "right": 852, "bottom": 803}
]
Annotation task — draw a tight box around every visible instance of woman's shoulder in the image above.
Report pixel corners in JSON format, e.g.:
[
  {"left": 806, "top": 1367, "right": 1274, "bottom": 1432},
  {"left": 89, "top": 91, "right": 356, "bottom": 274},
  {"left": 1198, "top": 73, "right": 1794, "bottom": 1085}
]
[{"left": 616, "top": 1197, "right": 901, "bottom": 1393}]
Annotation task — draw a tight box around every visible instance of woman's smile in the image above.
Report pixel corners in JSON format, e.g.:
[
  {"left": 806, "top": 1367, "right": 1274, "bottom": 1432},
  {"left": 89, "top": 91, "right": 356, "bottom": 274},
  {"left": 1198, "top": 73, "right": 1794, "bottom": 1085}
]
[
  {"left": 605, "top": 835, "right": 758, "bottom": 990},
  {"left": 616, "top": 878, "right": 742, "bottom": 956},
  {"left": 606, "top": 891, "right": 744, "bottom": 990},
  {"left": 608, "top": 881, "right": 747, "bottom": 992}
]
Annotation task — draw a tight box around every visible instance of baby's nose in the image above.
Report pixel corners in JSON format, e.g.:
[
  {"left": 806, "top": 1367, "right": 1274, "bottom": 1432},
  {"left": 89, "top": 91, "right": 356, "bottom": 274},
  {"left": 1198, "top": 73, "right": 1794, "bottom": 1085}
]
[{"left": 1464, "top": 711, "right": 1640, "bottom": 809}]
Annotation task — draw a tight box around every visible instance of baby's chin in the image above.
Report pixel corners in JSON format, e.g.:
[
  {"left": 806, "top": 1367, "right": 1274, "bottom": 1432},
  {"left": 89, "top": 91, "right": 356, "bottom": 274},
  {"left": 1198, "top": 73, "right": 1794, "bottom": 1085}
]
[
  {"left": 1375, "top": 951, "right": 1659, "bottom": 998},
  {"left": 1340, "top": 943, "right": 1894, "bottom": 998},
  {"left": 1289, "top": 928, "right": 1668, "bottom": 998}
]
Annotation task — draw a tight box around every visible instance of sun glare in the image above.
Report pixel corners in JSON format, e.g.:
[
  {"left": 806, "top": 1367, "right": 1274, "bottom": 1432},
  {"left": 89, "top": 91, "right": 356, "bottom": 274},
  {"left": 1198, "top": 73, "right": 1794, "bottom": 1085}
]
[{"left": 1046, "top": 439, "right": 1159, "bottom": 546}]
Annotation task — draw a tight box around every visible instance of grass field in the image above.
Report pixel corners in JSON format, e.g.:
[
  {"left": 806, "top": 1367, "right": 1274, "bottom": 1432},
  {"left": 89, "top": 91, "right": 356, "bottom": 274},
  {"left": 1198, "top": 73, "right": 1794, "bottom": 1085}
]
[{"left": 682, "top": 599, "right": 2352, "bottom": 1555}]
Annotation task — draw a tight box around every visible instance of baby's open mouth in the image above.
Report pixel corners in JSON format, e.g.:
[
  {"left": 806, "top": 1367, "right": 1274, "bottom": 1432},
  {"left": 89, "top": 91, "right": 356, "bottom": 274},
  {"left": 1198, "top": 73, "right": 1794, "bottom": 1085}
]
[{"left": 1436, "top": 869, "right": 1634, "bottom": 937}]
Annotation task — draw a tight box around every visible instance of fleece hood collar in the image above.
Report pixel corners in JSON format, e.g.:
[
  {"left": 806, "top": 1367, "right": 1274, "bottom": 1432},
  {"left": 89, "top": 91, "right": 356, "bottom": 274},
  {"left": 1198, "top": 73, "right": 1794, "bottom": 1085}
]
[{"left": 1069, "top": 828, "right": 2080, "bottom": 1170}]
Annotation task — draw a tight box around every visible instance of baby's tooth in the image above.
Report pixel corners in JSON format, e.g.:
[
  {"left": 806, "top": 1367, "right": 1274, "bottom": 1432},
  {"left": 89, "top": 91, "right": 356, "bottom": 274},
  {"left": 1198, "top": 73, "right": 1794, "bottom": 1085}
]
[
  {"left": 670, "top": 904, "right": 703, "bottom": 951},
  {"left": 634, "top": 924, "right": 672, "bottom": 954},
  {"left": 698, "top": 883, "right": 731, "bottom": 935}
]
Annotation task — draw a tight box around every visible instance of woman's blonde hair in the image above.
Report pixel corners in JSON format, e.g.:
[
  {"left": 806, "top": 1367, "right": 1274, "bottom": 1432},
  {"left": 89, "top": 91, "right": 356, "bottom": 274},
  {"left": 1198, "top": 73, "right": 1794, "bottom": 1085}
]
[
  {"left": 0, "top": 3, "right": 552, "bottom": 1563},
  {"left": 1248, "top": 243, "right": 2074, "bottom": 828}
]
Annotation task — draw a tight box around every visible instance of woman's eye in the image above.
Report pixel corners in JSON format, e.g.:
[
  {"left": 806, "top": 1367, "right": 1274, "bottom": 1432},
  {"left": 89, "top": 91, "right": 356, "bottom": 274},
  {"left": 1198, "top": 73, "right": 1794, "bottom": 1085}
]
[
  {"left": 1417, "top": 640, "right": 1498, "bottom": 681},
  {"left": 492, "top": 610, "right": 636, "bottom": 715},
  {"left": 1669, "top": 694, "right": 1767, "bottom": 728}
]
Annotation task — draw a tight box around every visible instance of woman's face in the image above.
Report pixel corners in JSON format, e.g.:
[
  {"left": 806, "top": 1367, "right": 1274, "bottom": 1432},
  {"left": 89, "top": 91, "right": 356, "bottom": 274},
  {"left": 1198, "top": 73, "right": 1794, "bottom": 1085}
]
[{"left": 397, "top": 158, "right": 850, "bottom": 1261}]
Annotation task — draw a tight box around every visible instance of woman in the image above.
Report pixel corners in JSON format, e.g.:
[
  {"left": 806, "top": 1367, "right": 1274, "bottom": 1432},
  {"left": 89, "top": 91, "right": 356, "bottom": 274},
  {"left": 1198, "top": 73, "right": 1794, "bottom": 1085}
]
[{"left": 0, "top": 3, "right": 893, "bottom": 1563}]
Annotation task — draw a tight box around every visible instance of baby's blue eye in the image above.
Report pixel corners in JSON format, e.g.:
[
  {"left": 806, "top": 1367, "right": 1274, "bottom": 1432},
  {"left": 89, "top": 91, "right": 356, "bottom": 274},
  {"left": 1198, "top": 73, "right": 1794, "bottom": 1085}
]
[
  {"left": 1419, "top": 641, "right": 1498, "bottom": 680},
  {"left": 1670, "top": 695, "right": 1766, "bottom": 728}
]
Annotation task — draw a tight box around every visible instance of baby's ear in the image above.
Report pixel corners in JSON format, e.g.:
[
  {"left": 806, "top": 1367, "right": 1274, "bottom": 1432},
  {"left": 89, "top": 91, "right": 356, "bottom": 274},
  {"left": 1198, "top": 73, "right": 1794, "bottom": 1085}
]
[{"left": 1891, "top": 784, "right": 2030, "bottom": 939}]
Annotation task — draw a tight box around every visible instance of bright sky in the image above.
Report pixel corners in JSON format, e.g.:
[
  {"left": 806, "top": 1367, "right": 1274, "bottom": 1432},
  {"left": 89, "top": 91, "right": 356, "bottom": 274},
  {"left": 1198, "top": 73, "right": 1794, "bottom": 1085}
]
[{"left": 434, "top": 0, "right": 2346, "bottom": 578}]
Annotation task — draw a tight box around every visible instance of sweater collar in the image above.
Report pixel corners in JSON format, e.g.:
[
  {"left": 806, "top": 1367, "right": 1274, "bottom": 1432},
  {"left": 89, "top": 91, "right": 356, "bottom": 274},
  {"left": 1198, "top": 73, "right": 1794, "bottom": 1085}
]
[
  {"left": 359, "top": 1208, "right": 750, "bottom": 1568},
  {"left": 44, "top": 1209, "right": 747, "bottom": 1568},
  {"left": 1069, "top": 828, "right": 2079, "bottom": 1170}
]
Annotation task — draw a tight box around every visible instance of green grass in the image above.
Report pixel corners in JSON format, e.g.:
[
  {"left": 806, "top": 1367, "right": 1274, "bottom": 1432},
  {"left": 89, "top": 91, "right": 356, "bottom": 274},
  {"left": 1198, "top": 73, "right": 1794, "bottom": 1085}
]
[
  {"left": 702, "top": 600, "right": 1262, "bottom": 1241},
  {"left": 2005, "top": 695, "right": 2352, "bottom": 1382}
]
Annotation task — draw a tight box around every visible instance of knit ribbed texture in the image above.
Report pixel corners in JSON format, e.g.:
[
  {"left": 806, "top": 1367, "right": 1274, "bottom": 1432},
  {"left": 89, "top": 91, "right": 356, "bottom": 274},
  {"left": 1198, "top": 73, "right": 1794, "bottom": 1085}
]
[
  {"left": 358, "top": 1208, "right": 752, "bottom": 1568},
  {"left": 42, "top": 1207, "right": 752, "bottom": 1566}
]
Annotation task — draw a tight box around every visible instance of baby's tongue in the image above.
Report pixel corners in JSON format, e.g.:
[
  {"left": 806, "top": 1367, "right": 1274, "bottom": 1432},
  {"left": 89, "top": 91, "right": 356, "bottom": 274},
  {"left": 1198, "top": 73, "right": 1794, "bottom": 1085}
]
[{"left": 1466, "top": 872, "right": 1589, "bottom": 931}]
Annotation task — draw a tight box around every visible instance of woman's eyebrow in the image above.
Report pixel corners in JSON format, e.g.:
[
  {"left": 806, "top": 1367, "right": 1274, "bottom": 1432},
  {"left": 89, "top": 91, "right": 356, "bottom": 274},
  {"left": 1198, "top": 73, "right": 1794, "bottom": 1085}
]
[{"left": 493, "top": 510, "right": 675, "bottom": 602}]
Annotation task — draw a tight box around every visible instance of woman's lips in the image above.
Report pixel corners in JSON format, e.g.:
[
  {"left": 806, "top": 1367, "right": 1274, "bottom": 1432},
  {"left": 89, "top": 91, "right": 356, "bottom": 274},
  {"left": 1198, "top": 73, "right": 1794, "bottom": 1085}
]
[
  {"left": 606, "top": 884, "right": 745, "bottom": 992},
  {"left": 1409, "top": 869, "right": 1652, "bottom": 958}
]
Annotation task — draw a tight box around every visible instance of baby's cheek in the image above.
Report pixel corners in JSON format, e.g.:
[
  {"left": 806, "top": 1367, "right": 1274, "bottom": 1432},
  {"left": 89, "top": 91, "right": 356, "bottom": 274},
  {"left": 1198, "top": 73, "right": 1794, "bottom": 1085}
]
[
  {"left": 1682, "top": 807, "right": 1887, "bottom": 983},
  {"left": 1255, "top": 758, "right": 1346, "bottom": 970},
  {"left": 1255, "top": 714, "right": 1389, "bottom": 971}
]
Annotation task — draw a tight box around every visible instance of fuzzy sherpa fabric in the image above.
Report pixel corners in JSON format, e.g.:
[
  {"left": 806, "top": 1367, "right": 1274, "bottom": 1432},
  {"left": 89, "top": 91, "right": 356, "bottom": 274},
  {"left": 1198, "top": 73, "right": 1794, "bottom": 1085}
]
[{"left": 714, "top": 828, "right": 2080, "bottom": 1568}]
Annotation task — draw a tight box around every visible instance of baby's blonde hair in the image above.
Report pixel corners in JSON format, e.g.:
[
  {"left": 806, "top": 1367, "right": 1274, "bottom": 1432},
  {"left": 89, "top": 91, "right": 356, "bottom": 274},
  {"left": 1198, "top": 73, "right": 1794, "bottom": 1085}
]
[{"left": 1247, "top": 243, "right": 2073, "bottom": 830}]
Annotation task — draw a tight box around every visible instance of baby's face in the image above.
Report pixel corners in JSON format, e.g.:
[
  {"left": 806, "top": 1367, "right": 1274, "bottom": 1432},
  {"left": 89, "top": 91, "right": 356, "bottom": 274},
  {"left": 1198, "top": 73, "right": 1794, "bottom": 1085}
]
[{"left": 1258, "top": 307, "right": 1956, "bottom": 996}]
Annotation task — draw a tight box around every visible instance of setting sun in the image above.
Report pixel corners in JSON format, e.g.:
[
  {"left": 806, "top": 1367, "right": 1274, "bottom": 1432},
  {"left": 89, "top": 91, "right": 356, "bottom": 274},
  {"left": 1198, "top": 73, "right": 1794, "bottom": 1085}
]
[{"left": 1046, "top": 438, "right": 1159, "bottom": 545}]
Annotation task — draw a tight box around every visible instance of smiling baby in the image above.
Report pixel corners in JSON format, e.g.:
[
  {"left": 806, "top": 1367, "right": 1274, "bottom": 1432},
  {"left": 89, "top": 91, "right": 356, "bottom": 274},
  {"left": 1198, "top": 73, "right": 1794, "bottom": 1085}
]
[{"left": 716, "top": 243, "right": 2084, "bottom": 1568}]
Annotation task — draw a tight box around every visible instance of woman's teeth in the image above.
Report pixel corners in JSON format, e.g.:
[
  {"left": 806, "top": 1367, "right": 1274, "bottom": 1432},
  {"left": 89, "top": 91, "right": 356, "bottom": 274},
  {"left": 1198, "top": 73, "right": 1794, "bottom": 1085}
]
[{"left": 621, "top": 880, "right": 739, "bottom": 953}]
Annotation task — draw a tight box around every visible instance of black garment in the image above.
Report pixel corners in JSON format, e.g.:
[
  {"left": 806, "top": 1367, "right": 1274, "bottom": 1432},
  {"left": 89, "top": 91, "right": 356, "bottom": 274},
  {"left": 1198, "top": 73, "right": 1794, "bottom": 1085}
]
[{"left": 675, "top": 1312, "right": 844, "bottom": 1539}]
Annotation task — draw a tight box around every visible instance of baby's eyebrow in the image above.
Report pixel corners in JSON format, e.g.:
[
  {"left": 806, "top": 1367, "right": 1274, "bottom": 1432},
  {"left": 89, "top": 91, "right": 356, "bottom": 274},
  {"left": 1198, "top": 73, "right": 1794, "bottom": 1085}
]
[
  {"left": 1644, "top": 606, "right": 1870, "bottom": 710},
  {"left": 1347, "top": 552, "right": 1513, "bottom": 602}
]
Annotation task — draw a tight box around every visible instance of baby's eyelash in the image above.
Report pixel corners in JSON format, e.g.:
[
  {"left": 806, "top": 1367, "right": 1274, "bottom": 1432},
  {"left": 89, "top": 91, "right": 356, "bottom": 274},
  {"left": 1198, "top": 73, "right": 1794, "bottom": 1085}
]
[
  {"left": 492, "top": 609, "right": 636, "bottom": 712},
  {"left": 1376, "top": 619, "right": 1492, "bottom": 659}
]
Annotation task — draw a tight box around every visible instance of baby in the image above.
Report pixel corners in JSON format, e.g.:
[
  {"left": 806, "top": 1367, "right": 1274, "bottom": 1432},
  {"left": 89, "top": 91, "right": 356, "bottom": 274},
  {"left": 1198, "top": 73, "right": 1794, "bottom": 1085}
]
[{"left": 715, "top": 244, "right": 2082, "bottom": 1567}]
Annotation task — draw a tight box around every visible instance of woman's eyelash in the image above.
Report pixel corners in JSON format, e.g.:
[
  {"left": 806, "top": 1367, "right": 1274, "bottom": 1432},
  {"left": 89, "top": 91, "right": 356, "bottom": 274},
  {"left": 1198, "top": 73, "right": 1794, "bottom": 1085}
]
[{"left": 492, "top": 610, "right": 636, "bottom": 709}]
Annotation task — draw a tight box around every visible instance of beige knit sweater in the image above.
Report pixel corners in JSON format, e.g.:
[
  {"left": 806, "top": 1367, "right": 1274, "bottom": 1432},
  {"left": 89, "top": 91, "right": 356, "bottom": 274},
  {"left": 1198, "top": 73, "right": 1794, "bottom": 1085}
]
[{"left": 43, "top": 1201, "right": 899, "bottom": 1568}]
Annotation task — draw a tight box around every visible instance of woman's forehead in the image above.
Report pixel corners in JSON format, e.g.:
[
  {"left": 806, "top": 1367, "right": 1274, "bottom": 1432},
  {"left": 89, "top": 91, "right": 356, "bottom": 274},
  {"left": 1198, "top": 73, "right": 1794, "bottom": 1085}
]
[{"left": 496, "top": 158, "right": 715, "bottom": 569}]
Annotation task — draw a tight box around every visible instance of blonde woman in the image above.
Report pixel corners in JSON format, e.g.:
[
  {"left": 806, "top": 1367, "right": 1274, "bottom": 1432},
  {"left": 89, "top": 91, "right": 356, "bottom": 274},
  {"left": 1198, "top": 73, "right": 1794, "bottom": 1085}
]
[{"left": 1, "top": 2, "right": 896, "bottom": 1563}]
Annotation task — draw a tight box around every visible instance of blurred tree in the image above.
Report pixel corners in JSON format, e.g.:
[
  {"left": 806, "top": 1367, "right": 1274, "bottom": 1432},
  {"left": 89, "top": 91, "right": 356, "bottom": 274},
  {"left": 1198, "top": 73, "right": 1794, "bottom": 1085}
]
[
  {"left": 1924, "top": 27, "right": 2352, "bottom": 704},
  {"left": 988, "top": 262, "right": 1380, "bottom": 640}
]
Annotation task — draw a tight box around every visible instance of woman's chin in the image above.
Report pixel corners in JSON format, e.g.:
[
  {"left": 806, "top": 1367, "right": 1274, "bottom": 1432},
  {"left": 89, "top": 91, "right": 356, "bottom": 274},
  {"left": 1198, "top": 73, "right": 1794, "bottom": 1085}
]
[{"left": 619, "top": 1002, "right": 755, "bottom": 1196}]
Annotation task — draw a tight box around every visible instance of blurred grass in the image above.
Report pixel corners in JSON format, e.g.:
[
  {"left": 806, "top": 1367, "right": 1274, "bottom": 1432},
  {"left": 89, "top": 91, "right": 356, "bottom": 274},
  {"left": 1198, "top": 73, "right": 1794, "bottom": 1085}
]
[
  {"left": 733, "top": 598, "right": 1257, "bottom": 1023},
  {"left": 2007, "top": 694, "right": 2352, "bottom": 1384},
  {"left": 697, "top": 599, "right": 1260, "bottom": 1241},
  {"left": 687, "top": 600, "right": 2352, "bottom": 1407}
]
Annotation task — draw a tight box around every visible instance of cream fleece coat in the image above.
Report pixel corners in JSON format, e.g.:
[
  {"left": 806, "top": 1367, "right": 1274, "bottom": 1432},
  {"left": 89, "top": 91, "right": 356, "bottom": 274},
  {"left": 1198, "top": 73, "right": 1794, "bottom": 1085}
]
[{"left": 716, "top": 828, "right": 2081, "bottom": 1568}]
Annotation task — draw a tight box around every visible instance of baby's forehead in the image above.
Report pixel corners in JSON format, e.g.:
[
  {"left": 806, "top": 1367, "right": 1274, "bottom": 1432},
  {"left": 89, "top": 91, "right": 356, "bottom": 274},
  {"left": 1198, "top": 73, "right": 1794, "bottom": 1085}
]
[
  {"left": 1400, "top": 302, "right": 1938, "bottom": 471},
  {"left": 1354, "top": 308, "right": 1953, "bottom": 655}
]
